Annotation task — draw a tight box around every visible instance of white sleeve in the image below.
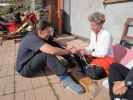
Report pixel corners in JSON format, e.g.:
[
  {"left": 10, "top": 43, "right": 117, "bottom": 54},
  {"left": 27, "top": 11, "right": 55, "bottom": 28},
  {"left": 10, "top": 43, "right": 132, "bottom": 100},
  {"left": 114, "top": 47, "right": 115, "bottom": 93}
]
[
  {"left": 85, "top": 43, "right": 94, "bottom": 54},
  {"left": 85, "top": 32, "right": 94, "bottom": 53},
  {"left": 92, "top": 32, "right": 112, "bottom": 57}
]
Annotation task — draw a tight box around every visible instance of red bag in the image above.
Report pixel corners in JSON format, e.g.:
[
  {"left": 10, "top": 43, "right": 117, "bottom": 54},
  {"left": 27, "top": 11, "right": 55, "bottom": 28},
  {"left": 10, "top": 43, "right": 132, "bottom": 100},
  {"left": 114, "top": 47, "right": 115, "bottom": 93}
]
[{"left": 6, "top": 22, "right": 17, "bottom": 32}]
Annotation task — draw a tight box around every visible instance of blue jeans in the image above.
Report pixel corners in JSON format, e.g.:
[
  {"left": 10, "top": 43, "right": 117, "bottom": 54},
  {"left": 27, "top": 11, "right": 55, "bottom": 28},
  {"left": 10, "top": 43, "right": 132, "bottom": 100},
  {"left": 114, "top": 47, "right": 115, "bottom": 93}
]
[{"left": 19, "top": 52, "right": 67, "bottom": 77}]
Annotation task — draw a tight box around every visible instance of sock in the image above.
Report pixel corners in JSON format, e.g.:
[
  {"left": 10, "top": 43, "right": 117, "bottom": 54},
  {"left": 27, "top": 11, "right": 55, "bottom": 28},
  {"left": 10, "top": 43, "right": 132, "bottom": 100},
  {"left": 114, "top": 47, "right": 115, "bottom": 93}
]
[{"left": 59, "top": 73, "right": 69, "bottom": 81}]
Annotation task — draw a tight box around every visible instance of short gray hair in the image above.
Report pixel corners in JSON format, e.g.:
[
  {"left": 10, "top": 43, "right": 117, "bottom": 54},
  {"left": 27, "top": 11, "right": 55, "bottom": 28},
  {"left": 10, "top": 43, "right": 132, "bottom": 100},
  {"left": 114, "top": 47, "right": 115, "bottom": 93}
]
[{"left": 88, "top": 12, "right": 105, "bottom": 25}]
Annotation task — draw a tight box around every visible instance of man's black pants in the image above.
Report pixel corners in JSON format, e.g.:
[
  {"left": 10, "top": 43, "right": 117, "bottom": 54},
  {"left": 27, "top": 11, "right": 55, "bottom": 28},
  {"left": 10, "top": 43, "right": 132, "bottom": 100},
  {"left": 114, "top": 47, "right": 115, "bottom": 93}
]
[{"left": 109, "top": 63, "right": 133, "bottom": 100}]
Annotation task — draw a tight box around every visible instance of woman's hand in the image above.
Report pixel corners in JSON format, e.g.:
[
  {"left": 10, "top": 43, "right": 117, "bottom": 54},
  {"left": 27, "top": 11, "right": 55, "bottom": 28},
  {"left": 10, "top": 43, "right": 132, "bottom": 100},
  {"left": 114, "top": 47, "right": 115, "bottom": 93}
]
[{"left": 65, "top": 46, "right": 91, "bottom": 56}]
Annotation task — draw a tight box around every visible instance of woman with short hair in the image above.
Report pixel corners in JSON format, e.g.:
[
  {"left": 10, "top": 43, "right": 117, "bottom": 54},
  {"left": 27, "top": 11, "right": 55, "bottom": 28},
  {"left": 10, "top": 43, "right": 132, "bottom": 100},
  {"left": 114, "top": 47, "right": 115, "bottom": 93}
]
[{"left": 71, "top": 12, "right": 114, "bottom": 79}]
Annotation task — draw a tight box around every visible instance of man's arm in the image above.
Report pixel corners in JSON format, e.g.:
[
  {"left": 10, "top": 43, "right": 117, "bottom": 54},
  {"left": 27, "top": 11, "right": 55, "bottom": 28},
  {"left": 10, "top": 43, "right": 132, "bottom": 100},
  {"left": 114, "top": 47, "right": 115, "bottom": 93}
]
[{"left": 40, "top": 43, "right": 71, "bottom": 56}]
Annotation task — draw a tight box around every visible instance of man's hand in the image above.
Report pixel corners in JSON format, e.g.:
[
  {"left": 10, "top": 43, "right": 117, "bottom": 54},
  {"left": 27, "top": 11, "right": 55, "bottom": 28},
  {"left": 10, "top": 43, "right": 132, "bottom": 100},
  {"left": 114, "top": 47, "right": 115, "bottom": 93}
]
[
  {"left": 70, "top": 48, "right": 79, "bottom": 54},
  {"left": 65, "top": 46, "right": 91, "bottom": 56},
  {"left": 65, "top": 46, "right": 78, "bottom": 54},
  {"left": 113, "top": 81, "right": 128, "bottom": 96},
  {"left": 64, "top": 48, "right": 73, "bottom": 54}
]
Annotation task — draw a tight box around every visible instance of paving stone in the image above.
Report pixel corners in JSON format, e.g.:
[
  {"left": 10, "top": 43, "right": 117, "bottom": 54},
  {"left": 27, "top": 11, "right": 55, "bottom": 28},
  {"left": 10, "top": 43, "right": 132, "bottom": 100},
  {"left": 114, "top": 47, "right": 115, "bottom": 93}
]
[
  {"left": 0, "top": 94, "right": 14, "bottom": 100},
  {"left": 34, "top": 86, "right": 57, "bottom": 100}
]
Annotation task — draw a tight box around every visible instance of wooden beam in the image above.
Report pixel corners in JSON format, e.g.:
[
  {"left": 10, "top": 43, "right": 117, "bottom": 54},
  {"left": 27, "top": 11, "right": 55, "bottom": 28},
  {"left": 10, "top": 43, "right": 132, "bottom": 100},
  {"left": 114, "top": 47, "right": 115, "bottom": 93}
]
[
  {"left": 56, "top": 0, "right": 63, "bottom": 33},
  {"left": 103, "top": 0, "right": 128, "bottom": 4},
  {"left": 47, "top": 0, "right": 52, "bottom": 23}
]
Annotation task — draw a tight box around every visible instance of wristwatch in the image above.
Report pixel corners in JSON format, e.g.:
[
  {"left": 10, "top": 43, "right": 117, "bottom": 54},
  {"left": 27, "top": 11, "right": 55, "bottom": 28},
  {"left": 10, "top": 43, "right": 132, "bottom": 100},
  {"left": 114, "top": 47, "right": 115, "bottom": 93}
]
[{"left": 125, "top": 81, "right": 132, "bottom": 88}]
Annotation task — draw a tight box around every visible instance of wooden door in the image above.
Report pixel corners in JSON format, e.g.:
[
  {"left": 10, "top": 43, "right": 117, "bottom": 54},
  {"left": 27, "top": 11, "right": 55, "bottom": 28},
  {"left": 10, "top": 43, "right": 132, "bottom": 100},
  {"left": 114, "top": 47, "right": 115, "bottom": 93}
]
[{"left": 47, "top": 0, "right": 63, "bottom": 34}]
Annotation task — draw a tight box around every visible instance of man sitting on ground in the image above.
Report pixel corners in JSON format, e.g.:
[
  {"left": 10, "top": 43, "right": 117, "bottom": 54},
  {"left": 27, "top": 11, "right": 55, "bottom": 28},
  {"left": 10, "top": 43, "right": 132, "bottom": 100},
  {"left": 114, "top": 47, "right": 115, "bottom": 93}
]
[{"left": 16, "top": 20, "right": 85, "bottom": 94}]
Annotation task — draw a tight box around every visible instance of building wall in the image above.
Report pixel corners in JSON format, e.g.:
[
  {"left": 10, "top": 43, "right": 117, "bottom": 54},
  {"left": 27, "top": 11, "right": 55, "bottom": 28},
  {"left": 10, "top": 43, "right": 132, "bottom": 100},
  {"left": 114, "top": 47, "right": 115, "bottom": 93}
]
[
  {"left": 64, "top": 0, "right": 133, "bottom": 44},
  {"left": 63, "top": 0, "right": 71, "bottom": 33}
]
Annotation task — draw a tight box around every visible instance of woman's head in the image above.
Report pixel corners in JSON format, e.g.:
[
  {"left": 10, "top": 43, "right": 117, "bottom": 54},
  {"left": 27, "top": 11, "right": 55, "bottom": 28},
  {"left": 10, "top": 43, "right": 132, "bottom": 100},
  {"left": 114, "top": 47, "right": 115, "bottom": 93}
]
[{"left": 88, "top": 12, "right": 105, "bottom": 33}]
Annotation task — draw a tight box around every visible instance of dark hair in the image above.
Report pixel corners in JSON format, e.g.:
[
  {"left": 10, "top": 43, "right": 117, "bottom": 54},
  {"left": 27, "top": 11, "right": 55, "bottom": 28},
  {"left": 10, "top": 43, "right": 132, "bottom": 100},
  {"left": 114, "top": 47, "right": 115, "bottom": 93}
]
[{"left": 36, "top": 20, "right": 51, "bottom": 31}]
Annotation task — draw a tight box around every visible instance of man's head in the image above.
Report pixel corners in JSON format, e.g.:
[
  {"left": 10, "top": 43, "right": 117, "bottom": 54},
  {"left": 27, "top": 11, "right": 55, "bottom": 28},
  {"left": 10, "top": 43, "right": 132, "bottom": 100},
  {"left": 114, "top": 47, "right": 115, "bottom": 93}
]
[
  {"left": 36, "top": 20, "right": 51, "bottom": 39},
  {"left": 88, "top": 12, "right": 105, "bottom": 33}
]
